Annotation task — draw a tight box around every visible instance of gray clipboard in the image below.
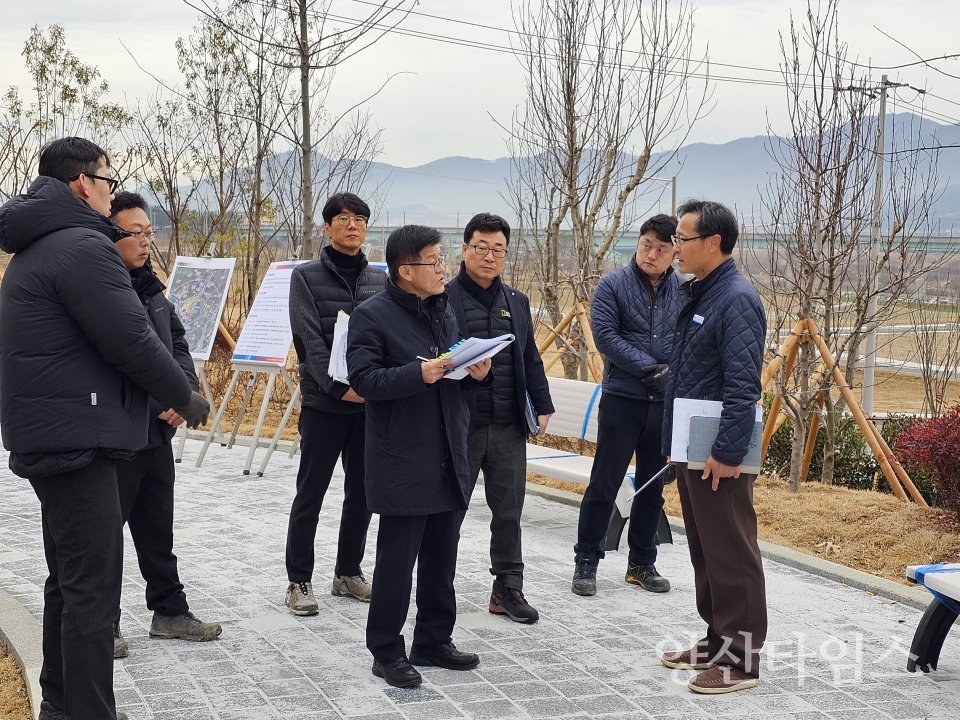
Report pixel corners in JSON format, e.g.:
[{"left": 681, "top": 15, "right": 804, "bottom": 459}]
[{"left": 686, "top": 416, "right": 764, "bottom": 474}]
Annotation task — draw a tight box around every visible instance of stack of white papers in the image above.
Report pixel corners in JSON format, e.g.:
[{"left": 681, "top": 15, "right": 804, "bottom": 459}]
[
  {"left": 440, "top": 334, "right": 515, "bottom": 380},
  {"left": 327, "top": 310, "right": 350, "bottom": 383}
]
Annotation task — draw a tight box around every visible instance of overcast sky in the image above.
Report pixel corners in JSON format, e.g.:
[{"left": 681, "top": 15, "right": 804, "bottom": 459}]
[{"left": 2, "top": 0, "right": 960, "bottom": 167}]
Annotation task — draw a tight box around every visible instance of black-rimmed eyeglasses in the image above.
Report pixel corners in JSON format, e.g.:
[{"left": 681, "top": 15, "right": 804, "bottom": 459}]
[{"left": 70, "top": 172, "right": 120, "bottom": 194}]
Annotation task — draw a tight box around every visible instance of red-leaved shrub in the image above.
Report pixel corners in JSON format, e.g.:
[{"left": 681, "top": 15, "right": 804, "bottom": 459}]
[{"left": 896, "top": 403, "right": 960, "bottom": 519}]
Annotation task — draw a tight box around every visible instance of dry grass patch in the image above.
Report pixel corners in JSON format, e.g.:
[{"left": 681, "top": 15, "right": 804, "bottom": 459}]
[
  {"left": 0, "top": 649, "right": 30, "bottom": 720},
  {"left": 527, "top": 471, "right": 960, "bottom": 586}
]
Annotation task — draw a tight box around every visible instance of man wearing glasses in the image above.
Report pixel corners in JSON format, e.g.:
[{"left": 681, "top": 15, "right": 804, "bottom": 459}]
[
  {"left": 285, "top": 192, "right": 386, "bottom": 615},
  {"left": 109, "top": 192, "right": 222, "bottom": 657},
  {"left": 445, "top": 213, "right": 553, "bottom": 623},
  {"left": 659, "top": 200, "right": 766, "bottom": 694},
  {"left": 0, "top": 137, "right": 209, "bottom": 720},
  {"left": 347, "top": 225, "right": 492, "bottom": 688},
  {"left": 573, "top": 214, "right": 682, "bottom": 597}
]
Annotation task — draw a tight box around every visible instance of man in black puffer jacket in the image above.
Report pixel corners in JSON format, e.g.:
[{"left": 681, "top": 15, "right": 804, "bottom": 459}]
[
  {"left": 348, "top": 225, "right": 491, "bottom": 689},
  {"left": 573, "top": 214, "right": 682, "bottom": 598},
  {"left": 0, "top": 137, "right": 209, "bottom": 720},
  {"left": 659, "top": 200, "right": 767, "bottom": 696},
  {"left": 109, "top": 192, "right": 222, "bottom": 658},
  {"left": 446, "top": 213, "right": 554, "bottom": 625},
  {"left": 284, "top": 192, "right": 386, "bottom": 616}
]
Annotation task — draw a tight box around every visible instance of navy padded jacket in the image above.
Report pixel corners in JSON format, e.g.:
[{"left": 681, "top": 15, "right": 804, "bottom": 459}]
[
  {"left": 661, "top": 258, "right": 766, "bottom": 465},
  {"left": 591, "top": 259, "right": 683, "bottom": 402}
]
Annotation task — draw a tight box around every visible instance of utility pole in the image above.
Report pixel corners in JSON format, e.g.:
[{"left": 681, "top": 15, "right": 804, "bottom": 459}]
[
  {"left": 671, "top": 176, "right": 677, "bottom": 216},
  {"left": 862, "top": 75, "right": 890, "bottom": 418},
  {"left": 299, "top": 0, "right": 315, "bottom": 260}
]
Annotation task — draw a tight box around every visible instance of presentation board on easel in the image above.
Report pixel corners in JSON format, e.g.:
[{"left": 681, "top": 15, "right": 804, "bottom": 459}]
[
  {"left": 166, "top": 256, "right": 236, "bottom": 361},
  {"left": 196, "top": 260, "right": 306, "bottom": 474}
]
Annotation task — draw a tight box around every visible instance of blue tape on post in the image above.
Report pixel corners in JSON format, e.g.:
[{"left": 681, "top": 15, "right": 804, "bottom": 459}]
[
  {"left": 914, "top": 564, "right": 960, "bottom": 616},
  {"left": 581, "top": 384, "right": 602, "bottom": 439}
]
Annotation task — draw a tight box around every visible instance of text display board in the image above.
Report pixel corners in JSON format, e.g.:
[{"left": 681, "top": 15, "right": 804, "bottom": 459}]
[
  {"left": 166, "top": 256, "right": 237, "bottom": 361},
  {"left": 232, "top": 261, "right": 306, "bottom": 366}
]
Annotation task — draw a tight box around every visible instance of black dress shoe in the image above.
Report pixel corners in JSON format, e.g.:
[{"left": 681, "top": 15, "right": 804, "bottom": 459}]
[
  {"left": 372, "top": 657, "right": 422, "bottom": 688},
  {"left": 409, "top": 642, "right": 480, "bottom": 670}
]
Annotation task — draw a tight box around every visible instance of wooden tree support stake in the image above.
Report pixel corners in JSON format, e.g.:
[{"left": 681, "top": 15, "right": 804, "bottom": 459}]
[{"left": 574, "top": 302, "right": 604, "bottom": 384}]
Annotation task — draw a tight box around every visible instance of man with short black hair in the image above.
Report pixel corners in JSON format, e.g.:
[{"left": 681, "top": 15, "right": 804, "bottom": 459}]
[
  {"left": 446, "top": 212, "right": 553, "bottom": 623},
  {"left": 348, "top": 225, "right": 491, "bottom": 688},
  {"left": 284, "top": 192, "right": 386, "bottom": 615},
  {"left": 110, "top": 191, "right": 222, "bottom": 657},
  {"left": 572, "top": 214, "right": 682, "bottom": 597},
  {"left": 0, "top": 137, "right": 209, "bottom": 720},
  {"left": 659, "top": 199, "right": 767, "bottom": 695}
]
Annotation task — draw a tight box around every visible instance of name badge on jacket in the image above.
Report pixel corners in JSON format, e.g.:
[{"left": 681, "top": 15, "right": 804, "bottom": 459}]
[{"left": 693, "top": 314, "right": 705, "bottom": 325}]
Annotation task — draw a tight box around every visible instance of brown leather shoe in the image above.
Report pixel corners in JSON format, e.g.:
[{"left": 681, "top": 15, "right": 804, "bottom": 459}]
[
  {"left": 660, "top": 646, "right": 714, "bottom": 670},
  {"left": 687, "top": 664, "right": 758, "bottom": 694}
]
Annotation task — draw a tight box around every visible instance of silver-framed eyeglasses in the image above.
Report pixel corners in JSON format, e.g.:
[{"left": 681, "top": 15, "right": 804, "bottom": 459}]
[
  {"left": 333, "top": 214, "right": 368, "bottom": 227},
  {"left": 467, "top": 244, "right": 507, "bottom": 258},
  {"left": 126, "top": 230, "right": 155, "bottom": 241},
  {"left": 401, "top": 255, "right": 446, "bottom": 272}
]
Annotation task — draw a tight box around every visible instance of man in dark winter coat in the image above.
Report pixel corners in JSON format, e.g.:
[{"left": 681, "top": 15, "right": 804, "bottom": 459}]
[
  {"left": 347, "top": 225, "right": 491, "bottom": 689},
  {"left": 572, "top": 214, "right": 682, "bottom": 597},
  {"left": 110, "top": 192, "right": 222, "bottom": 658},
  {"left": 659, "top": 200, "right": 767, "bottom": 695},
  {"left": 0, "top": 137, "right": 209, "bottom": 720},
  {"left": 446, "top": 213, "right": 554, "bottom": 624},
  {"left": 284, "top": 192, "right": 386, "bottom": 616}
]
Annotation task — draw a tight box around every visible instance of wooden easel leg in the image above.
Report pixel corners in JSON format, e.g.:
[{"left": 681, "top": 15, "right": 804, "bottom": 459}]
[
  {"left": 258, "top": 384, "right": 300, "bottom": 476},
  {"left": 196, "top": 369, "right": 241, "bottom": 467},
  {"left": 228, "top": 372, "right": 258, "bottom": 449},
  {"left": 243, "top": 371, "right": 277, "bottom": 475}
]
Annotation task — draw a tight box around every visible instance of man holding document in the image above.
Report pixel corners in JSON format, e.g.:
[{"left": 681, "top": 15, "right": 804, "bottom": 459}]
[
  {"left": 348, "top": 225, "right": 492, "bottom": 688},
  {"left": 660, "top": 200, "right": 768, "bottom": 694},
  {"left": 447, "top": 212, "right": 554, "bottom": 624},
  {"left": 285, "top": 192, "right": 385, "bottom": 615}
]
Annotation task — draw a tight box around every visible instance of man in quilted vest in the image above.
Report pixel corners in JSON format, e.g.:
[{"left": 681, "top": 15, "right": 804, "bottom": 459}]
[
  {"left": 284, "top": 192, "right": 386, "bottom": 615},
  {"left": 659, "top": 200, "right": 767, "bottom": 695},
  {"left": 572, "top": 214, "right": 682, "bottom": 597}
]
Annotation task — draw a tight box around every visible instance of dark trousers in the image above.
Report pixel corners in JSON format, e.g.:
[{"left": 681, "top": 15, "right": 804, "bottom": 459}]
[
  {"left": 116, "top": 445, "right": 188, "bottom": 617},
  {"left": 286, "top": 407, "right": 371, "bottom": 581},
  {"left": 459, "top": 422, "right": 527, "bottom": 589},
  {"left": 576, "top": 393, "right": 666, "bottom": 563},
  {"left": 29, "top": 456, "right": 122, "bottom": 720},
  {"left": 366, "top": 510, "right": 459, "bottom": 664},
  {"left": 675, "top": 462, "right": 767, "bottom": 676}
]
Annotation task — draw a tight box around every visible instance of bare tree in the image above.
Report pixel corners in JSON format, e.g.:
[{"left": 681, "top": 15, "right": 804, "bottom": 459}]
[
  {"left": 505, "top": 0, "right": 709, "bottom": 378},
  {"left": 750, "top": 0, "right": 945, "bottom": 490},
  {"left": 185, "top": 0, "right": 414, "bottom": 258},
  {"left": 908, "top": 276, "right": 960, "bottom": 416}
]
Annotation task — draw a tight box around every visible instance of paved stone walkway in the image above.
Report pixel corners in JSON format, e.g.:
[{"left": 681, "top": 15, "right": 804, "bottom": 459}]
[{"left": 1, "top": 439, "right": 959, "bottom": 719}]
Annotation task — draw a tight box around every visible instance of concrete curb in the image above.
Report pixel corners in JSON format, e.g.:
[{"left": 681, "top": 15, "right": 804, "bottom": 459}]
[
  {"left": 525, "top": 481, "right": 934, "bottom": 612},
  {"left": 0, "top": 587, "right": 42, "bottom": 719}
]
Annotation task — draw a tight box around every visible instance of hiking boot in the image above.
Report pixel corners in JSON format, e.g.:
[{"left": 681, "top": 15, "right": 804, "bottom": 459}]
[
  {"left": 149, "top": 611, "right": 222, "bottom": 641},
  {"left": 409, "top": 642, "right": 480, "bottom": 670},
  {"left": 572, "top": 552, "right": 598, "bottom": 596},
  {"left": 372, "top": 657, "right": 422, "bottom": 688},
  {"left": 625, "top": 561, "right": 671, "bottom": 593},
  {"left": 286, "top": 581, "right": 319, "bottom": 616},
  {"left": 332, "top": 573, "right": 372, "bottom": 602},
  {"left": 113, "top": 622, "right": 128, "bottom": 659},
  {"left": 687, "top": 664, "right": 759, "bottom": 694},
  {"left": 661, "top": 646, "right": 714, "bottom": 670},
  {"left": 489, "top": 580, "right": 539, "bottom": 624}
]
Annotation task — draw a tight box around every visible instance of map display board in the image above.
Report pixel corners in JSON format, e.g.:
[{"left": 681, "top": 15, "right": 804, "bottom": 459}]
[
  {"left": 166, "top": 256, "right": 237, "bottom": 361},
  {"left": 232, "top": 261, "right": 307, "bottom": 366}
]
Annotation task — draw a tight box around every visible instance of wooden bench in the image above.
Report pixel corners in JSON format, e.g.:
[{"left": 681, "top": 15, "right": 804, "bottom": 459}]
[
  {"left": 526, "top": 376, "right": 672, "bottom": 551},
  {"left": 906, "top": 563, "right": 960, "bottom": 672}
]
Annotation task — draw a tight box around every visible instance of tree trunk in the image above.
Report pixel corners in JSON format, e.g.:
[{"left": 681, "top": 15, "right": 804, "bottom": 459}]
[{"left": 788, "top": 412, "right": 807, "bottom": 493}]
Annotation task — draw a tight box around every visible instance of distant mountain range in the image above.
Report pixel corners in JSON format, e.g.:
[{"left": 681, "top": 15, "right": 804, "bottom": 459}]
[{"left": 364, "top": 113, "right": 960, "bottom": 231}]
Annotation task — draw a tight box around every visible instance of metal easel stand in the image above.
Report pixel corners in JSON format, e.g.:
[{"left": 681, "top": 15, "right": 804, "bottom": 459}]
[
  {"left": 175, "top": 359, "right": 225, "bottom": 463},
  {"left": 195, "top": 361, "right": 297, "bottom": 474},
  {"left": 256, "top": 382, "right": 301, "bottom": 476}
]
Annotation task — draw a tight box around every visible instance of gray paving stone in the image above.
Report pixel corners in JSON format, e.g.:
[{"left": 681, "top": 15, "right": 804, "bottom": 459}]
[{"left": 2, "top": 438, "right": 959, "bottom": 720}]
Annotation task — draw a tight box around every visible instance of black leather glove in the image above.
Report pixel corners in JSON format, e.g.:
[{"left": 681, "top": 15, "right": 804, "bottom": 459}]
[
  {"left": 174, "top": 391, "right": 210, "bottom": 430},
  {"left": 642, "top": 363, "right": 670, "bottom": 394}
]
